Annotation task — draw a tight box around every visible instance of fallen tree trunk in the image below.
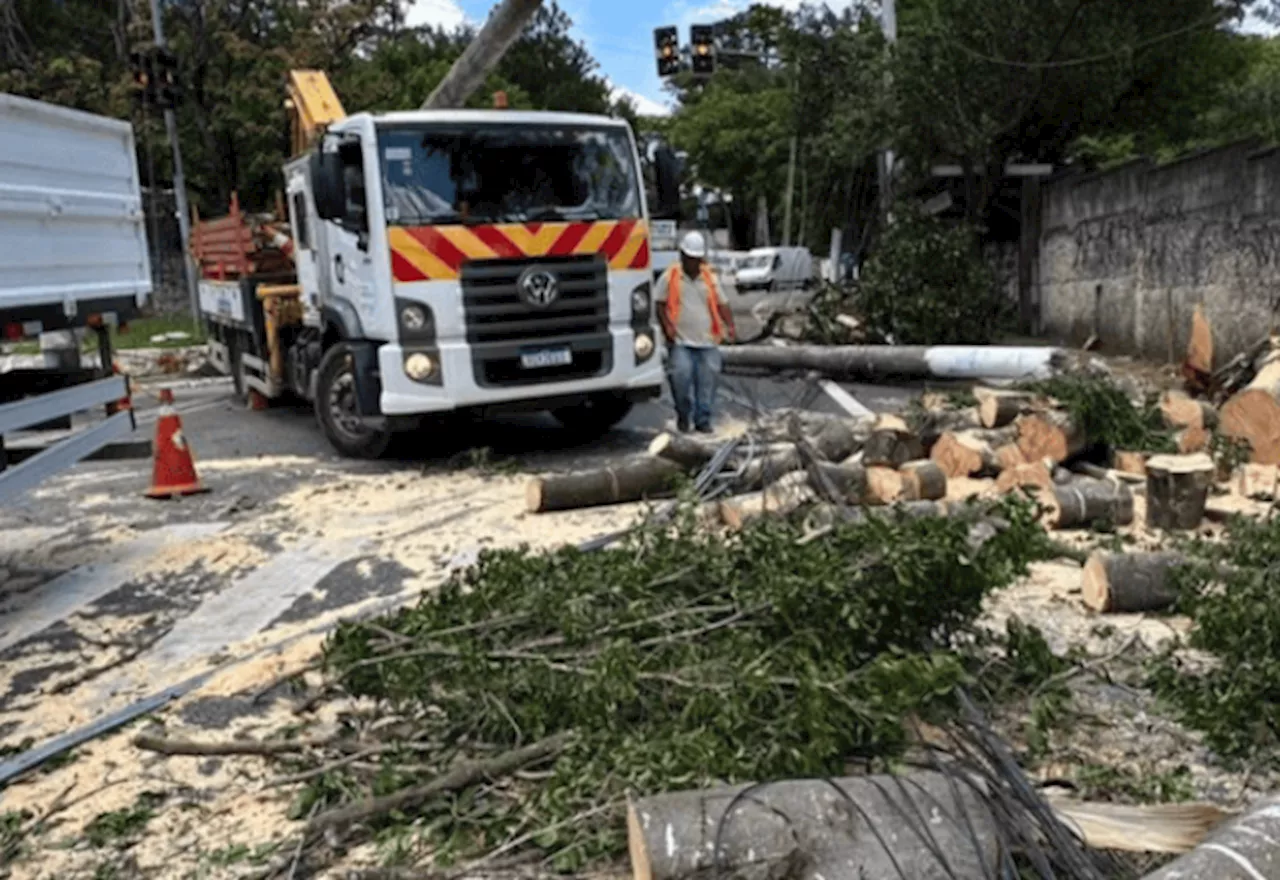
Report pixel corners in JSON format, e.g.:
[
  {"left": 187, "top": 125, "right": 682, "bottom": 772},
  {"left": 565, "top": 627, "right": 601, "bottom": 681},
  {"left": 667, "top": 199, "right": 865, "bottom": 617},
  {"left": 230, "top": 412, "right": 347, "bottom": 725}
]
[
  {"left": 1146, "top": 453, "right": 1215, "bottom": 531},
  {"left": 931, "top": 428, "right": 1018, "bottom": 478},
  {"left": 865, "top": 466, "right": 904, "bottom": 505},
  {"left": 1017, "top": 410, "right": 1087, "bottom": 465},
  {"left": 720, "top": 344, "right": 1064, "bottom": 382},
  {"left": 1221, "top": 355, "right": 1280, "bottom": 464},
  {"left": 900, "top": 460, "right": 947, "bottom": 501},
  {"left": 862, "top": 414, "right": 923, "bottom": 468},
  {"left": 527, "top": 459, "right": 683, "bottom": 513},
  {"left": 975, "top": 389, "right": 1034, "bottom": 429},
  {"left": 1141, "top": 795, "right": 1280, "bottom": 879},
  {"left": 805, "top": 461, "right": 868, "bottom": 504},
  {"left": 719, "top": 472, "right": 814, "bottom": 531},
  {"left": 1160, "top": 390, "right": 1218, "bottom": 432},
  {"left": 648, "top": 433, "right": 721, "bottom": 471},
  {"left": 1082, "top": 551, "right": 1184, "bottom": 613},
  {"left": 627, "top": 772, "right": 1000, "bottom": 880},
  {"left": 1050, "top": 480, "right": 1135, "bottom": 530}
]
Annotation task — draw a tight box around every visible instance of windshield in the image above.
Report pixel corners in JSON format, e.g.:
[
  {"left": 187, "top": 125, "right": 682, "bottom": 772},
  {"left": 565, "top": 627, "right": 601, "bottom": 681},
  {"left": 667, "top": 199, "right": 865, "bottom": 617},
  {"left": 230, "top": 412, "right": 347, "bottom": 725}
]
[
  {"left": 377, "top": 124, "right": 642, "bottom": 226},
  {"left": 742, "top": 254, "right": 772, "bottom": 270}
]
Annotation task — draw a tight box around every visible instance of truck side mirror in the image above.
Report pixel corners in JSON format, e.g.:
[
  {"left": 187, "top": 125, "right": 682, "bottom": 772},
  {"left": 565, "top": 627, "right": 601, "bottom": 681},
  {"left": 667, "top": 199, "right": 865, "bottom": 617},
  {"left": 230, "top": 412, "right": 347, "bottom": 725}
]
[
  {"left": 653, "top": 146, "right": 681, "bottom": 218},
  {"left": 310, "top": 150, "right": 344, "bottom": 221}
]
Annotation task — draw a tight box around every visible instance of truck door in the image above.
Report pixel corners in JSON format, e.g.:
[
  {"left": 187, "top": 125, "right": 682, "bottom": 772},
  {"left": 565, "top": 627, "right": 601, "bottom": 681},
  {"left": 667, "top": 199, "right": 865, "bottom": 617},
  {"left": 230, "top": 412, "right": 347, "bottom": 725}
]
[
  {"left": 325, "top": 136, "right": 379, "bottom": 337},
  {"left": 287, "top": 173, "right": 324, "bottom": 327}
]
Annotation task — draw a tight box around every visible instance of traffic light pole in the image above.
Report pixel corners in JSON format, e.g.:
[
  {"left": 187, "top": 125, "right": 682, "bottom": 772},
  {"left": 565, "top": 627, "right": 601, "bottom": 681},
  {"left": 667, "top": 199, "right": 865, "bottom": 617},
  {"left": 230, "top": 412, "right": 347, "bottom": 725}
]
[{"left": 148, "top": 0, "right": 199, "bottom": 327}]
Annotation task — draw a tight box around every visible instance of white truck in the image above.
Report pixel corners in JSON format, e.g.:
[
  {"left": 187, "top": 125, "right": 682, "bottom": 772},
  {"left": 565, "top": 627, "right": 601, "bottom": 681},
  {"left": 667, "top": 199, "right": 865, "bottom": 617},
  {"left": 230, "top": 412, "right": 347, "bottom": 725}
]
[
  {"left": 733, "top": 246, "right": 815, "bottom": 294},
  {"left": 0, "top": 93, "right": 149, "bottom": 501},
  {"left": 197, "top": 72, "right": 677, "bottom": 458}
]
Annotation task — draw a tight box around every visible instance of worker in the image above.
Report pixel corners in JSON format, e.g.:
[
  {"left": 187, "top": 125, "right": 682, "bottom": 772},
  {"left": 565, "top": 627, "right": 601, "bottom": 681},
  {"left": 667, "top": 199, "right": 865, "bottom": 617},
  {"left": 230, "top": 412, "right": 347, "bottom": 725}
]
[{"left": 655, "top": 231, "right": 737, "bottom": 434}]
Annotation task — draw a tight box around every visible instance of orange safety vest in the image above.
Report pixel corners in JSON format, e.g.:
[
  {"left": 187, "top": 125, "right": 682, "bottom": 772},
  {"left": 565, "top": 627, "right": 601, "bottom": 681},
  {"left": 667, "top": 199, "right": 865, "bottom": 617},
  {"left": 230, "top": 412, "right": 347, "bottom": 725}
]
[{"left": 664, "top": 264, "right": 725, "bottom": 343}]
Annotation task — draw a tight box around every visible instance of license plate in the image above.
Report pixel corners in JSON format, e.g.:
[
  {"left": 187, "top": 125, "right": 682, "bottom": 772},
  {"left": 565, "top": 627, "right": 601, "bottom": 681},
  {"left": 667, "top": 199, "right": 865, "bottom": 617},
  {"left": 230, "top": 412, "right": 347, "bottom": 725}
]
[{"left": 519, "top": 347, "right": 573, "bottom": 369}]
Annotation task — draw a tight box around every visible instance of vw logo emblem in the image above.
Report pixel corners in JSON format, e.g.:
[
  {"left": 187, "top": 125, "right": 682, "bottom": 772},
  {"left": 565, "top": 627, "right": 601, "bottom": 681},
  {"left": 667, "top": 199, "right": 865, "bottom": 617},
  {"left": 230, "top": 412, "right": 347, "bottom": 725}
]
[{"left": 519, "top": 268, "right": 559, "bottom": 308}]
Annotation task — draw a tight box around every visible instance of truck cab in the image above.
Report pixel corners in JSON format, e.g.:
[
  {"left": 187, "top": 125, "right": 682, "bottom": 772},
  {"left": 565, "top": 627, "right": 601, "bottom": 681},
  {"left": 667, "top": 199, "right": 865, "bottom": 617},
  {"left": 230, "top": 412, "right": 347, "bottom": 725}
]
[{"left": 203, "top": 99, "right": 673, "bottom": 458}]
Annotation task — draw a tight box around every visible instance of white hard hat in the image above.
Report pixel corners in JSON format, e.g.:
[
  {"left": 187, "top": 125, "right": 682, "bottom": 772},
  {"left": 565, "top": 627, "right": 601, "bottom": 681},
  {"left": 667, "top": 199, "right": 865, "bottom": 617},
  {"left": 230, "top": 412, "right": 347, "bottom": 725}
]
[{"left": 679, "top": 231, "right": 708, "bottom": 259}]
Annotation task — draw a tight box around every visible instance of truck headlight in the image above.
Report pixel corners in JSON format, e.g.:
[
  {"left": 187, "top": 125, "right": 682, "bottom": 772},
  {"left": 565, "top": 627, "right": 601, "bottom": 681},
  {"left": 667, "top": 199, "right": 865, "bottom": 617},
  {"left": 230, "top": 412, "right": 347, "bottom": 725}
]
[
  {"left": 404, "top": 352, "right": 437, "bottom": 381},
  {"left": 631, "top": 287, "right": 650, "bottom": 317},
  {"left": 634, "top": 333, "right": 654, "bottom": 360},
  {"left": 400, "top": 304, "right": 427, "bottom": 332}
]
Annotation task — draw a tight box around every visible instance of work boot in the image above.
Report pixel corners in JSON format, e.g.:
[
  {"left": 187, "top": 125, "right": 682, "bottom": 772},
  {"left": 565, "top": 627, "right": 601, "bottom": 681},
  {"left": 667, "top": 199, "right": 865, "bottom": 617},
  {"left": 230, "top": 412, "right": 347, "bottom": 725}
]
[
  {"left": 695, "top": 423, "right": 714, "bottom": 434},
  {"left": 677, "top": 417, "right": 692, "bottom": 433}
]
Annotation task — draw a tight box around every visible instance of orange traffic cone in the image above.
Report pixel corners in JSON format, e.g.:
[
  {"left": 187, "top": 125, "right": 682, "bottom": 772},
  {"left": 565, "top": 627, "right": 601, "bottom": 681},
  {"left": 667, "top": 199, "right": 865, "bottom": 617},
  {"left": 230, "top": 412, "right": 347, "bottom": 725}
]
[{"left": 145, "top": 388, "right": 208, "bottom": 499}]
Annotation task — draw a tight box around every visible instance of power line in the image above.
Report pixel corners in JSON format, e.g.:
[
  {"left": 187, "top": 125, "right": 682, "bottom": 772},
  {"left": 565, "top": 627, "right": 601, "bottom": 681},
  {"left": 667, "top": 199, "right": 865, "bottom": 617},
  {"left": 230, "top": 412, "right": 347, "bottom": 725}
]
[{"left": 945, "top": 12, "right": 1223, "bottom": 69}]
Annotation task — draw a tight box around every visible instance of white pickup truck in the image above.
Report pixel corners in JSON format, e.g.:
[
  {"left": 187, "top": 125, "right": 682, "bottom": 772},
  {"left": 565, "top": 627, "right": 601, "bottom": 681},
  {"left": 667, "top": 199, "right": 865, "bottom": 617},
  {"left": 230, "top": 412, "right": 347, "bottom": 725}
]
[{"left": 0, "top": 93, "right": 151, "bottom": 501}]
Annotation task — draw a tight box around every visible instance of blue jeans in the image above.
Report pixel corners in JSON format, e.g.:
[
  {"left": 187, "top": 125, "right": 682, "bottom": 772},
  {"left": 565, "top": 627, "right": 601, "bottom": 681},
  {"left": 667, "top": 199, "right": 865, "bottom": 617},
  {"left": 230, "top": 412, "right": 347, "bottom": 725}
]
[{"left": 667, "top": 343, "right": 722, "bottom": 429}]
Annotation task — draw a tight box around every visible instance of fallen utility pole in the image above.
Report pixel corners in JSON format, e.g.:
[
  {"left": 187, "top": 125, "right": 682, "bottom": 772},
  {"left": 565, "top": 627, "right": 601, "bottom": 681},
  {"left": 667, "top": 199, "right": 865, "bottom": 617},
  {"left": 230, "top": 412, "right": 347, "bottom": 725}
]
[
  {"left": 721, "top": 343, "right": 1066, "bottom": 382},
  {"left": 422, "top": 0, "right": 542, "bottom": 109}
]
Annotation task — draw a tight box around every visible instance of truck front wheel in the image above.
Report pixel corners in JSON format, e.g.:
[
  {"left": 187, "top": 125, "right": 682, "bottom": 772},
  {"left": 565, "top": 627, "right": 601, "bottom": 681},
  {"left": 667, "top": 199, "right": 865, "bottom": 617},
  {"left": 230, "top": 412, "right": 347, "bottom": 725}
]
[
  {"left": 314, "top": 344, "right": 392, "bottom": 459},
  {"left": 550, "top": 393, "right": 634, "bottom": 437}
]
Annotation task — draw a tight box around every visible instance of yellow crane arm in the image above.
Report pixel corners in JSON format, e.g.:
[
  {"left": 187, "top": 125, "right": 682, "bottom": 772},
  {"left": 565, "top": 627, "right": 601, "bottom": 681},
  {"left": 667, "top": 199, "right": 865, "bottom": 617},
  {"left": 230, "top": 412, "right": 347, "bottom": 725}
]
[{"left": 286, "top": 70, "right": 346, "bottom": 157}]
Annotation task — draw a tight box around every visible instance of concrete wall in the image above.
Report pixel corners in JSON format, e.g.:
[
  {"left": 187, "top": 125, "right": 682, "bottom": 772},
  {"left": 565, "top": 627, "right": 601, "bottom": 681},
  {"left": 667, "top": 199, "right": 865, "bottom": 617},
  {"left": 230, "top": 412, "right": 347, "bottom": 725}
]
[{"left": 1038, "top": 141, "right": 1280, "bottom": 366}]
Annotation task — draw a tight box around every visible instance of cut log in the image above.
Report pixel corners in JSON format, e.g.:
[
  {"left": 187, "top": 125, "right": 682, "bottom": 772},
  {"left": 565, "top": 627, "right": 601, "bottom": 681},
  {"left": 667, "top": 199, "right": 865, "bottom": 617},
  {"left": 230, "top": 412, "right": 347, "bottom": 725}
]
[
  {"left": 862, "top": 420, "right": 924, "bottom": 468},
  {"left": 1220, "top": 355, "right": 1280, "bottom": 464},
  {"left": 808, "top": 415, "right": 865, "bottom": 462},
  {"left": 1146, "top": 453, "right": 1215, "bottom": 530},
  {"left": 526, "top": 459, "right": 684, "bottom": 513},
  {"left": 900, "top": 460, "right": 947, "bottom": 501},
  {"left": 627, "top": 772, "right": 1000, "bottom": 880},
  {"left": 718, "top": 472, "right": 813, "bottom": 531},
  {"left": 1017, "top": 410, "right": 1087, "bottom": 465},
  {"left": 995, "top": 442, "right": 1027, "bottom": 472},
  {"left": 1185, "top": 303, "right": 1214, "bottom": 377},
  {"left": 976, "top": 390, "right": 1034, "bottom": 428},
  {"left": 1113, "top": 450, "right": 1149, "bottom": 476},
  {"left": 1050, "top": 480, "right": 1135, "bottom": 530},
  {"left": 719, "top": 343, "right": 1065, "bottom": 382},
  {"left": 1174, "top": 423, "right": 1210, "bottom": 455},
  {"left": 911, "top": 407, "right": 981, "bottom": 452},
  {"left": 648, "top": 433, "right": 720, "bottom": 471},
  {"left": 995, "top": 460, "right": 1055, "bottom": 496},
  {"left": 1141, "top": 795, "right": 1280, "bottom": 879},
  {"left": 1238, "top": 463, "right": 1279, "bottom": 499},
  {"left": 1051, "top": 799, "right": 1230, "bottom": 855},
  {"left": 930, "top": 427, "right": 1017, "bottom": 478},
  {"left": 737, "top": 445, "right": 804, "bottom": 492},
  {"left": 1160, "top": 390, "right": 1218, "bottom": 432},
  {"left": 1082, "top": 551, "right": 1184, "bottom": 613},
  {"left": 806, "top": 461, "right": 868, "bottom": 504},
  {"left": 865, "top": 466, "right": 904, "bottom": 505}
]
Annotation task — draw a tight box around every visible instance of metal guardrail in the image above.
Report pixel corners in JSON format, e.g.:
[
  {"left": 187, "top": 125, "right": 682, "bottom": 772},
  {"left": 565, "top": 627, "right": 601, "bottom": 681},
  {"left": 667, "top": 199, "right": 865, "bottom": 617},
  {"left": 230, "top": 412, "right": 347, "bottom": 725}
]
[{"left": 0, "top": 375, "right": 136, "bottom": 504}]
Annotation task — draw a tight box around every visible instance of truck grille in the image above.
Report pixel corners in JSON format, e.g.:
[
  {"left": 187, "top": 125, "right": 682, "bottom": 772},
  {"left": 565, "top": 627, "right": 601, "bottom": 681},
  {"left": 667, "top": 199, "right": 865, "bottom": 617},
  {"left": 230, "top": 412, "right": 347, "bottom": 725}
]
[{"left": 461, "top": 255, "right": 612, "bottom": 388}]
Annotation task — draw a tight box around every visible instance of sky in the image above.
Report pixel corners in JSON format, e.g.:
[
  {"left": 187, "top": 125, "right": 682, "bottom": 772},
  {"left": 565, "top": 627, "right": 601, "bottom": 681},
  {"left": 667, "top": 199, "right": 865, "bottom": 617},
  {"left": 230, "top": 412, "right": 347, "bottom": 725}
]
[{"left": 403, "top": 0, "right": 857, "bottom": 116}]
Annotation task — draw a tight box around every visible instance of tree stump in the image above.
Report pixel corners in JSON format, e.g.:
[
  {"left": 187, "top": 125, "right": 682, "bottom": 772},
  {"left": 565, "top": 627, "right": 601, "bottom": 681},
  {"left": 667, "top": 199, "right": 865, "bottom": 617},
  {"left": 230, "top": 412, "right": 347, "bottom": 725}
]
[
  {"left": 1050, "top": 480, "right": 1135, "bottom": 530},
  {"left": 1221, "top": 355, "right": 1280, "bottom": 464},
  {"left": 900, "top": 459, "right": 947, "bottom": 501},
  {"left": 627, "top": 772, "right": 1000, "bottom": 880},
  {"left": 1082, "top": 551, "right": 1184, "bottom": 613},
  {"left": 526, "top": 459, "right": 683, "bottom": 513},
  {"left": 1145, "top": 453, "right": 1215, "bottom": 531},
  {"left": 1017, "top": 410, "right": 1087, "bottom": 464}
]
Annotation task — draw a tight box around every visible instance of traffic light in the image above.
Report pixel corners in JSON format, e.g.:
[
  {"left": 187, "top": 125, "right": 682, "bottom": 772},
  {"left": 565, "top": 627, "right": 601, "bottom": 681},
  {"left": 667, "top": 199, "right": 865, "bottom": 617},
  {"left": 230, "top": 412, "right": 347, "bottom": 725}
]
[
  {"left": 152, "top": 48, "right": 180, "bottom": 111},
  {"left": 654, "top": 26, "right": 680, "bottom": 78},
  {"left": 690, "top": 25, "right": 715, "bottom": 76},
  {"left": 128, "top": 50, "right": 152, "bottom": 106}
]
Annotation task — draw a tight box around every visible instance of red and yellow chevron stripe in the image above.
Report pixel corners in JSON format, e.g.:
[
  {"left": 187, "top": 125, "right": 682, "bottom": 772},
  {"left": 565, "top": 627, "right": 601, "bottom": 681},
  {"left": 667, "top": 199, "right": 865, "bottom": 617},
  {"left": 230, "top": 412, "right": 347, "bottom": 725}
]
[{"left": 388, "top": 220, "right": 650, "bottom": 282}]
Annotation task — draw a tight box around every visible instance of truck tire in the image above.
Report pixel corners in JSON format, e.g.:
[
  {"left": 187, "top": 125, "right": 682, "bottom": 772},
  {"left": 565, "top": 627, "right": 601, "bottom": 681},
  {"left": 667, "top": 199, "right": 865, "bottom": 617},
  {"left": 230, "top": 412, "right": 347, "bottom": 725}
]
[
  {"left": 314, "top": 343, "right": 392, "bottom": 459},
  {"left": 550, "top": 393, "right": 634, "bottom": 437}
]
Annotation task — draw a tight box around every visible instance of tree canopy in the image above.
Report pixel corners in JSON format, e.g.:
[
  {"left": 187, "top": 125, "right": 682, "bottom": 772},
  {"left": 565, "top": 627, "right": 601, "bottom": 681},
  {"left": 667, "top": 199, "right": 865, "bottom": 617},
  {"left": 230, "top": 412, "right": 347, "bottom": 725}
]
[{"left": 0, "top": 0, "right": 628, "bottom": 214}]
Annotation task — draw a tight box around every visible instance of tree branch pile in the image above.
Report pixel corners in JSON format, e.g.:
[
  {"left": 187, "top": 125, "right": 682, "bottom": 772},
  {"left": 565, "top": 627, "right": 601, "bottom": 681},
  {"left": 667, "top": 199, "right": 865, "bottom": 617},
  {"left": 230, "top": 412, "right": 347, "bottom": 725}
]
[{"left": 282, "top": 500, "right": 1052, "bottom": 871}]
